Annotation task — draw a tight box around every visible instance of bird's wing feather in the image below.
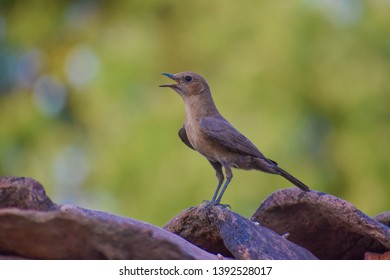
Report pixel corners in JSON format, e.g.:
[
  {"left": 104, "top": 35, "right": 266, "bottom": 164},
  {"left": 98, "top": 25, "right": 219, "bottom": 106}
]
[
  {"left": 178, "top": 125, "right": 195, "bottom": 150},
  {"left": 200, "top": 116, "right": 266, "bottom": 158}
]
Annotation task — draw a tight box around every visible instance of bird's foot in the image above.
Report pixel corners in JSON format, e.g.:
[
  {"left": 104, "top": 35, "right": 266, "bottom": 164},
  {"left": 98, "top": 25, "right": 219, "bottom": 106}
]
[
  {"left": 203, "top": 200, "right": 231, "bottom": 209},
  {"left": 218, "top": 203, "right": 231, "bottom": 209}
]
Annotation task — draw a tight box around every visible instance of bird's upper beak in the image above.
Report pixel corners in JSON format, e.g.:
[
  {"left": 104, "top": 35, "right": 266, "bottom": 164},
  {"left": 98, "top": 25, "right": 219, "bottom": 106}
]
[{"left": 159, "top": 73, "right": 179, "bottom": 88}]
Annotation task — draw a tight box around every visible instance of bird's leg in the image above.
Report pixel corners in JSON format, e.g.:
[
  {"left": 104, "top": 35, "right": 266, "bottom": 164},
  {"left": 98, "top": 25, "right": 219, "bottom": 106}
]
[
  {"left": 215, "top": 164, "right": 233, "bottom": 204},
  {"left": 208, "top": 161, "right": 224, "bottom": 202},
  {"left": 211, "top": 183, "right": 222, "bottom": 202}
]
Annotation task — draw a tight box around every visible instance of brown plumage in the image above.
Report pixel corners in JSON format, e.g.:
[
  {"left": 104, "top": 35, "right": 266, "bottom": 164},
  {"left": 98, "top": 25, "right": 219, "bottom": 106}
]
[{"left": 160, "top": 71, "right": 310, "bottom": 204}]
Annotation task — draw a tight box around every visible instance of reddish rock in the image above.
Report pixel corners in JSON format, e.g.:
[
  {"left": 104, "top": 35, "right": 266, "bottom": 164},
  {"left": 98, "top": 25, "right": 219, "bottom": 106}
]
[
  {"left": 0, "top": 177, "right": 217, "bottom": 260},
  {"left": 364, "top": 251, "right": 390, "bottom": 260},
  {"left": 252, "top": 188, "right": 390, "bottom": 260}
]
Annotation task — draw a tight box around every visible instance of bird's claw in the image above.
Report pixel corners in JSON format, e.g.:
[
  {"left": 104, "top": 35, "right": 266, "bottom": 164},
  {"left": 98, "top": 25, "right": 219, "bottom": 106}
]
[
  {"left": 218, "top": 203, "right": 231, "bottom": 209},
  {"left": 203, "top": 200, "right": 231, "bottom": 209}
]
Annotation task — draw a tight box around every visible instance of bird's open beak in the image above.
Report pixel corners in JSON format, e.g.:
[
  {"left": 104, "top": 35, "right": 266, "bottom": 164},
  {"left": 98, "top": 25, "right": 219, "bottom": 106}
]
[{"left": 159, "top": 73, "right": 178, "bottom": 88}]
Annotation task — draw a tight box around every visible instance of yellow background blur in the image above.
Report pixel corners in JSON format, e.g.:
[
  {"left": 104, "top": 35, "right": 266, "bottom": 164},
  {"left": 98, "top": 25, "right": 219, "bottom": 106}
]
[{"left": 0, "top": 0, "right": 389, "bottom": 225}]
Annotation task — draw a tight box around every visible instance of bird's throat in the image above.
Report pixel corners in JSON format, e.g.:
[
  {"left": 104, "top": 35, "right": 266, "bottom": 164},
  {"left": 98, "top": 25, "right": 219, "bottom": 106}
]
[{"left": 184, "top": 93, "right": 219, "bottom": 121}]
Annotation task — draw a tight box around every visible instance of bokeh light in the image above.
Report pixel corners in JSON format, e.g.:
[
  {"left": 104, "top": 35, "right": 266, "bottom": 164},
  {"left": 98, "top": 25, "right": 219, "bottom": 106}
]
[
  {"left": 65, "top": 45, "right": 100, "bottom": 88},
  {"left": 33, "top": 75, "right": 67, "bottom": 116}
]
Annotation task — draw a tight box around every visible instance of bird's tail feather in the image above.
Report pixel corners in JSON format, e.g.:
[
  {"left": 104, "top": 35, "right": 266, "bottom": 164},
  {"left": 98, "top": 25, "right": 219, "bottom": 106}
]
[{"left": 275, "top": 167, "right": 310, "bottom": 192}]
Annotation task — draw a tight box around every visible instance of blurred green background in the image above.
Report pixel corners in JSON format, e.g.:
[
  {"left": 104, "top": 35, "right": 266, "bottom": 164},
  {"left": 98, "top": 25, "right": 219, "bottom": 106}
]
[{"left": 0, "top": 0, "right": 389, "bottom": 226}]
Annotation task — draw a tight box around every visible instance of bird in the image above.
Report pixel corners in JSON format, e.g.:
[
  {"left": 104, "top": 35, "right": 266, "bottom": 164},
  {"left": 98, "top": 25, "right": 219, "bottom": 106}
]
[{"left": 159, "top": 71, "right": 310, "bottom": 204}]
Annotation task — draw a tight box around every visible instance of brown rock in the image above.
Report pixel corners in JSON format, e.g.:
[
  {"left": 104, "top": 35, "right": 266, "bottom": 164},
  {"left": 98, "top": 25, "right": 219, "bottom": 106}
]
[
  {"left": 252, "top": 188, "right": 390, "bottom": 260},
  {"left": 165, "top": 203, "right": 317, "bottom": 260},
  {"left": 0, "top": 177, "right": 217, "bottom": 260},
  {"left": 0, "top": 177, "right": 57, "bottom": 211},
  {"left": 164, "top": 204, "right": 232, "bottom": 257},
  {"left": 0, "top": 254, "right": 28, "bottom": 260},
  {"left": 364, "top": 251, "right": 390, "bottom": 260}
]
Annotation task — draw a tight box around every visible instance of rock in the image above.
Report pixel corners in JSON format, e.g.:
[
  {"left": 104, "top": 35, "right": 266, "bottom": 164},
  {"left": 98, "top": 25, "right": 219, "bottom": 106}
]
[
  {"left": 364, "top": 251, "right": 390, "bottom": 260},
  {"left": 251, "top": 188, "right": 390, "bottom": 260},
  {"left": 375, "top": 212, "right": 390, "bottom": 227},
  {"left": 0, "top": 176, "right": 217, "bottom": 260},
  {"left": 0, "top": 177, "right": 57, "bottom": 211},
  {"left": 165, "top": 203, "right": 317, "bottom": 260},
  {"left": 0, "top": 254, "right": 28, "bottom": 260},
  {"left": 164, "top": 204, "right": 233, "bottom": 257},
  {"left": 3, "top": 176, "right": 387, "bottom": 260}
]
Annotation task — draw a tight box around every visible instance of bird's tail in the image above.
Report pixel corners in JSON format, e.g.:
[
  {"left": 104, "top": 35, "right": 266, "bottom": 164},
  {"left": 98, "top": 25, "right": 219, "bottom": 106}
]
[{"left": 275, "top": 166, "right": 310, "bottom": 192}]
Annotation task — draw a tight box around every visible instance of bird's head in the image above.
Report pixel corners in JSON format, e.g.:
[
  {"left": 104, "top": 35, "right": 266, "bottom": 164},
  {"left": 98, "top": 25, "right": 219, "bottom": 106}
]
[{"left": 159, "top": 72, "right": 210, "bottom": 97}]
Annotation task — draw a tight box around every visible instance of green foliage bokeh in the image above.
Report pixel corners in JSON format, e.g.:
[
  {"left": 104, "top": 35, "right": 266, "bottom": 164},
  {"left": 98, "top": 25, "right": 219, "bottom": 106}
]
[{"left": 0, "top": 0, "right": 389, "bottom": 225}]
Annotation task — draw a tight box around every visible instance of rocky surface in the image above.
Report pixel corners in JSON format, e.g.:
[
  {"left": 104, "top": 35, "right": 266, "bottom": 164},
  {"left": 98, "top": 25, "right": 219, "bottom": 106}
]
[
  {"left": 0, "top": 176, "right": 389, "bottom": 260},
  {"left": 364, "top": 251, "right": 390, "bottom": 260},
  {"left": 251, "top": 188, "right": 390, "bottom": 260},
  {"left": 164, "top": 203, "right": 317, "bottom": 260},
  {"left": 375, "top": 212, "right": 390, "bottom": 227},
  {"left": 0, "top": 177, "right": 57, "bottom": 211},
  {"left": 0, "top": 177, "right": 217, "bottom": 260}
]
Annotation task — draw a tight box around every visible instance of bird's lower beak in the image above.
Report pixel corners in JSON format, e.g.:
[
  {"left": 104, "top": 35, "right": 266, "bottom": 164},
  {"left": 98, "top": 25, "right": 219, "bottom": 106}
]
[{"left": 159, "top": 72, "right": 178, "bottom": 88}]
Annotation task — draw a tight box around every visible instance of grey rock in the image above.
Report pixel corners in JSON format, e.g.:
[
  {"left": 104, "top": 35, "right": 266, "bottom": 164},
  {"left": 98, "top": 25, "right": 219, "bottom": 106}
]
[
  {"left": 165, "top": 203, "right": 317, "bottom": 260},
  {"left": 375, "top": 212, "right": 390, "bottom": 227}
]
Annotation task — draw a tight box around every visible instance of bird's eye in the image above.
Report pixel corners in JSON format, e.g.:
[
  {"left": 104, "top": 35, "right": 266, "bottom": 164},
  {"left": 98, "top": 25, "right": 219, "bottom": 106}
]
[{"left": 184, "top": 76, "right": 192, "bottom": 82}]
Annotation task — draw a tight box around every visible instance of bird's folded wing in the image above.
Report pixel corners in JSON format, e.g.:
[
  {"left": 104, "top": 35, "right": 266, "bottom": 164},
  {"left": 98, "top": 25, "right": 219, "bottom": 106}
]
[
  {"left": 200, "top": 117, "right": 265, "bottom": 158},
  {"left": 178, "top": 126, "right": 195, "bottom": 150}
]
